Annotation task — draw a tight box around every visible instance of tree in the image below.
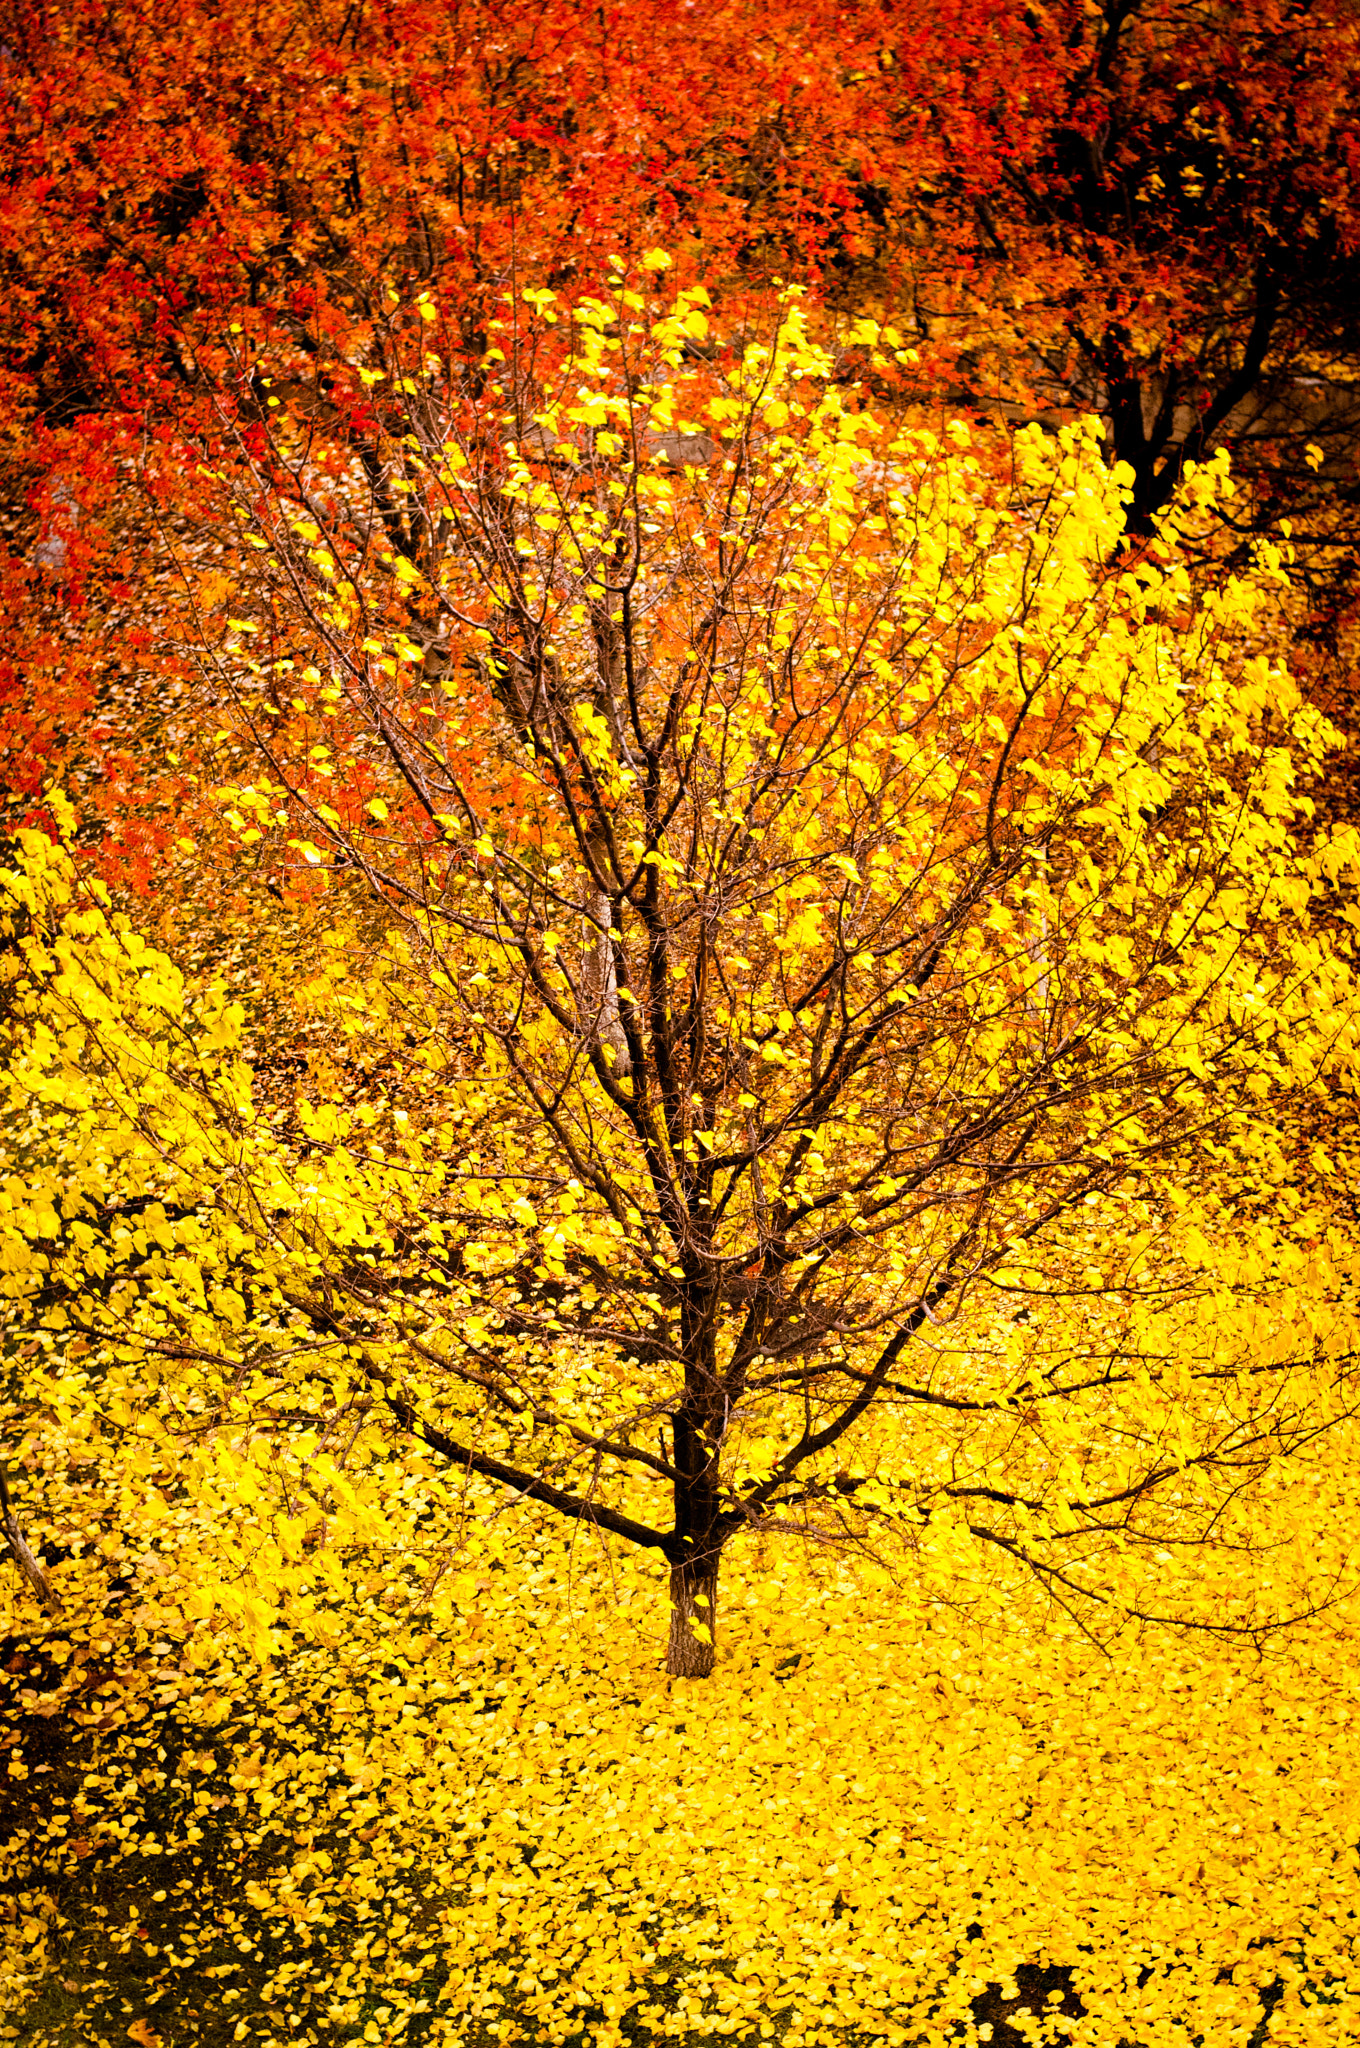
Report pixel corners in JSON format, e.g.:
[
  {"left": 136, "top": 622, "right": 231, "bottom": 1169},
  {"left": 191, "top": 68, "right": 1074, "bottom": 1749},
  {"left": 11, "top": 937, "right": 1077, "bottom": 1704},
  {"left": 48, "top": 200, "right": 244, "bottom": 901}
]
[
  {"left": 0, "top": 0, "right": 933, "bottom": 849},
  {"left": 4, "top": 273, "right": 1356, "bottom": 1681},
  {"left": 877, "top": 0, "right": 1360, "bottom": 565}
]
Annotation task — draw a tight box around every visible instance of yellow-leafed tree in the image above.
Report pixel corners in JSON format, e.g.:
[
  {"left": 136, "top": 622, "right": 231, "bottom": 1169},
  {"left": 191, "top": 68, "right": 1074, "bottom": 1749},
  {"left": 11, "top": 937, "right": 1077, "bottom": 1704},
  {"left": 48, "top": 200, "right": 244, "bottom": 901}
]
[{"left": 3, "top": 273, "right": 1359, "bottom": 1683}]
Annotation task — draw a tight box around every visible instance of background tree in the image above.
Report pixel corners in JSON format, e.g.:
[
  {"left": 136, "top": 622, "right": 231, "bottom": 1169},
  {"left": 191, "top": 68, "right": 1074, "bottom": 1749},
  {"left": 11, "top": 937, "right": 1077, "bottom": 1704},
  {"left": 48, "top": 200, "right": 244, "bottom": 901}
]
[
  {"left": 7, "top": 0, "right": 1359, "bottom": 853},
  {"left": 875, "top": 0, "right": 1360, "bottom": 588},
  {"left": 0, "top": 0, "right": 907, "bottom": 837}
]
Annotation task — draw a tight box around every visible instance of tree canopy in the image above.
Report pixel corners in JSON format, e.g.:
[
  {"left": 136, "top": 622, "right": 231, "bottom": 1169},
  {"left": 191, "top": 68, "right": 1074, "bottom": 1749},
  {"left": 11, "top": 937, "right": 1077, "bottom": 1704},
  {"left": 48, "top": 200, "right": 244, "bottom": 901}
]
[{"left": 5, "top": 276, "right": 1357, "bottom": 1681}]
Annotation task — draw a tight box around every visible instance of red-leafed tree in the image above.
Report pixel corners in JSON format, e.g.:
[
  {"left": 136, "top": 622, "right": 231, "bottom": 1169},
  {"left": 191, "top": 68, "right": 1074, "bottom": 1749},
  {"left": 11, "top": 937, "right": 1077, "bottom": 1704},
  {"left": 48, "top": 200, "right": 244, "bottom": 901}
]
[
  {"left": 875, "top": 1, "right": 1360, "bottom": 551},
  {"left": 0, "top": 0, "right": 926, "bottom": 835},
  {"left": 2, "top": 0, "right": 1359, "bottom": 865}
]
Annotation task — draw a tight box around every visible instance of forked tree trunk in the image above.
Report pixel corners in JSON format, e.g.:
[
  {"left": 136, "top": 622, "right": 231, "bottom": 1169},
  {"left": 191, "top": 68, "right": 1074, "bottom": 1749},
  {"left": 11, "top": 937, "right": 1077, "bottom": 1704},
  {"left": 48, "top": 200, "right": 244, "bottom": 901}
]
[{"left": 666, "top": 1553, "right": 720, "bottom": 1678}]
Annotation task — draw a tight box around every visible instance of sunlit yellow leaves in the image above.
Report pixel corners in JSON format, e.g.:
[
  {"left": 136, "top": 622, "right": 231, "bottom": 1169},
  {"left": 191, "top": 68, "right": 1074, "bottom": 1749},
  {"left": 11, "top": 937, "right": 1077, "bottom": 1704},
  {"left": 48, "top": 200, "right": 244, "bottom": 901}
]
[{"left": 7, "top": 1454, "right": 1360, "bottom": 2043}]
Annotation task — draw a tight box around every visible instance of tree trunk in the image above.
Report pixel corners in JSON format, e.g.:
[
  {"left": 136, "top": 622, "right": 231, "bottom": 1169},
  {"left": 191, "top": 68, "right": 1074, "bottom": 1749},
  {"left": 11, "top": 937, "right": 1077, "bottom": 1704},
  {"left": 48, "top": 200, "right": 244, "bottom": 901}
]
[
  {"left": 581, "top": 828, "right": 631, "bottom": 1075},
  {"left": 666, "top": 1552, "right": 719, "bottom": 1678},
  {"left": 667, "top": 1339, "right": 723, "bottom": 1676}
]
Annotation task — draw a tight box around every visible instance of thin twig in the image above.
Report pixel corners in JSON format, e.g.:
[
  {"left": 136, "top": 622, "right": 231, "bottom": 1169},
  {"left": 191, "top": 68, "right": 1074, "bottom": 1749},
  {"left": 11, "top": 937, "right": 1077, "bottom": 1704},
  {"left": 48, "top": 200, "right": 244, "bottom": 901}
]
[{"left": 0, "top": 1463, "right": 62, "bottom": 1616}]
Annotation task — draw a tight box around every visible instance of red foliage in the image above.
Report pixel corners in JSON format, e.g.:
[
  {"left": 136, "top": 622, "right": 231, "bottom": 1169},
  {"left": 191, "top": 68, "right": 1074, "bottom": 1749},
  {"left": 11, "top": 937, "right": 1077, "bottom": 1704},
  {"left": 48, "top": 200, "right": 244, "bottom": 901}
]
[{"left": 1, "top": 0, "right": 1357, "bottom": 873}]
